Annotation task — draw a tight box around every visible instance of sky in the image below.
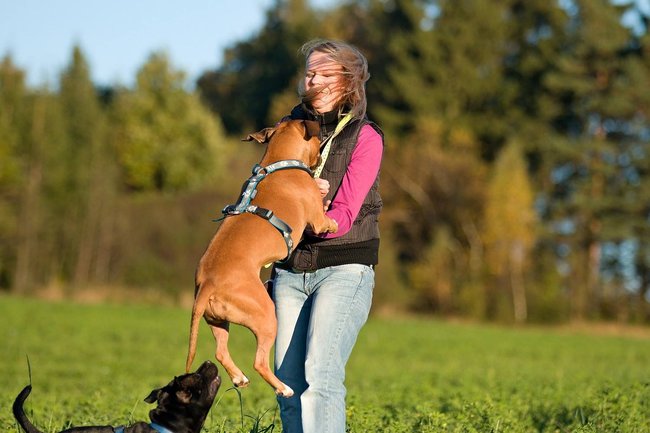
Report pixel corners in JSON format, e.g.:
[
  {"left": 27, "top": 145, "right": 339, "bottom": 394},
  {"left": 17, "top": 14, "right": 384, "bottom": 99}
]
[
  {"left": 1, "top": 0, "right": 339, "bottom": 88},
  {"left": 3, "top": 1, "right": 649, "bottom": 89}
]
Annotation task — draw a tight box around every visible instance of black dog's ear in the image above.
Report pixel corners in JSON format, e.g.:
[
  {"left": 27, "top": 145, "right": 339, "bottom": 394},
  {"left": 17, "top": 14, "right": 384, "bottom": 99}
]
[
  {"left": 176, "top": 389, "right": 192, "bottom": 404},
  {"left": 144, "top": 388, "right": 160, "bottom": 404},
  {"left": 303, "top": 120, "right": 320, "bottom": 140},
  {"left": 243, "top": 127, "right": 276, "bottom": 144}
]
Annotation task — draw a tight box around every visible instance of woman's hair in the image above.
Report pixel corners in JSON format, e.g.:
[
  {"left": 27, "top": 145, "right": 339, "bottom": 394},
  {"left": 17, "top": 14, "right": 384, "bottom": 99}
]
[{"left": 298, "top": 39, "right": 370, "bottom": 119}]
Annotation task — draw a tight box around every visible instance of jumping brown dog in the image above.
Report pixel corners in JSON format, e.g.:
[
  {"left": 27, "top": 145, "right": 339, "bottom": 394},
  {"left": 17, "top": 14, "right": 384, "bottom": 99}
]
[{"left": 185, "top": 119, "right": 338, "bottom": 397}]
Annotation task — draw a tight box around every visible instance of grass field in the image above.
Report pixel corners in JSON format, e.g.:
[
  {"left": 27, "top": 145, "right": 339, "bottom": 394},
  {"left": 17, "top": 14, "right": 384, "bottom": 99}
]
[{"left": 1, "top": 295, "right": 649, "bottom": 432}]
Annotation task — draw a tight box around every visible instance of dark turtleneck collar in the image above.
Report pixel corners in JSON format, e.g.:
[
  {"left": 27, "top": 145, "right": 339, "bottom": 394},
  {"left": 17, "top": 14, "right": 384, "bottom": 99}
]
[{"left": 290, "top": 104, "right": 348, "bottom": 139}]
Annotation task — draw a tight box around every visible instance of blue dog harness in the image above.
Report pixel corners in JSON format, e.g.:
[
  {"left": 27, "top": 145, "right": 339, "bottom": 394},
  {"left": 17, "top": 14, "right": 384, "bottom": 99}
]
[
  {"left": 114, "top": 423, "right": 172, "bottom": 433},
  {"left": 149, "top": 423, "right": 174, "bottom": 433},
  {"left": 215, "top": 160, "right": 313, "bottom": 262}
]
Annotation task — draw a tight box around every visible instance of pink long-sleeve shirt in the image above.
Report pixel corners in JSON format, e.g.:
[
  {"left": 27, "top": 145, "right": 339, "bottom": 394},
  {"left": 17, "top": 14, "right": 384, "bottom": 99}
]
[{"left": 317, "top": 124, "right": 383, "bottom": 239}]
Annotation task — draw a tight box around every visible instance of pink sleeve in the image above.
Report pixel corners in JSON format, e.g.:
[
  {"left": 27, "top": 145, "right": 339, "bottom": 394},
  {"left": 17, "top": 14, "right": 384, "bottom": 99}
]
[{"left": 317, "top": 124, "right": 383, "bottom": 239}]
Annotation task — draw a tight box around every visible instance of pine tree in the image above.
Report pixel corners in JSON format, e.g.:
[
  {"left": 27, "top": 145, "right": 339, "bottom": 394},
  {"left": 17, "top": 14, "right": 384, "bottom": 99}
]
[
  {"left": 534, "top": 0, "right": 647, "bottom": 319},
  {"left": 197, "top": 0, "right": 320, "bottom": 133}
]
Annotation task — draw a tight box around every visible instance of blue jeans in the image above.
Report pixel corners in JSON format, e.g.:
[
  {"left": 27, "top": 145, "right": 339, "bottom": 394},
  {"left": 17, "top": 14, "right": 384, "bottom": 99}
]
[{"left": 273, "top": 264, "right": 374, "bottom": 433}]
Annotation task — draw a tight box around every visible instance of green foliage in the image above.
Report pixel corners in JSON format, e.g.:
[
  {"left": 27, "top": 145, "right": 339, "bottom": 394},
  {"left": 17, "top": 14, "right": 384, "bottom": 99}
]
[
  {"left": 483, "top": 140, "right": 537, "bottom": 322},
  {"left": 408, "top": 226, "right": 457, "bottom": 313},
  {"left": 0, "top": 56, "right": 26, "bottom": 190},
  {"left": 373, "top": 227, "right": 413, "bottom": 312},
  {"left": 113, "top": 52, "right": 227, "bottom": 191},
  {"left": 1, "top": 0, "right": 650, "bottom": 323},
  {"left": 2, "top": 297, "right": 649, "bottom": 432},
  {"left": 0, "top": 56, "right": 28, "bottom": 287},
  {"left": 484, "top": 141, "right": 536, "bottom": 275},
  {"left": 197, "top": 0, "right": 321, "bottom": 134}
]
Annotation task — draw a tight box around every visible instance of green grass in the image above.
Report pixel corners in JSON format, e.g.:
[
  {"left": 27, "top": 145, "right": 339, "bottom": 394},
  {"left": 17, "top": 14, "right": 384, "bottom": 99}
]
[{"left": 1, "top": 295, "right": 649, "bottom": 432}]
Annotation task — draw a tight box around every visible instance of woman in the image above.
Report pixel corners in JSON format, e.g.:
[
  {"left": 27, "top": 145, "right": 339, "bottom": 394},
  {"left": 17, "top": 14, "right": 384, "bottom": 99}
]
[{"left": 272, "top": 39, "right": 384, "bottom": 433}]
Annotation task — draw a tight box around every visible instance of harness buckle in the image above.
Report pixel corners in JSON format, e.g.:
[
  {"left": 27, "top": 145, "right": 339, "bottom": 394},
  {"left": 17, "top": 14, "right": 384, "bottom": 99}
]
[{"left": 248, "top": 205, "right": 273, "bottom": 220}]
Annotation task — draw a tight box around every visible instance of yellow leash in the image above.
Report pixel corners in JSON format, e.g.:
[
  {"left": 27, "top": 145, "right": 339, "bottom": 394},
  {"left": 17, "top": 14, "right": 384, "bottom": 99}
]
[
  {"left": 312, "top": 113, "right": 353, "bottom": 179},
  {"left": 263, "top": 113, "right": 353, "bottom": 270}
]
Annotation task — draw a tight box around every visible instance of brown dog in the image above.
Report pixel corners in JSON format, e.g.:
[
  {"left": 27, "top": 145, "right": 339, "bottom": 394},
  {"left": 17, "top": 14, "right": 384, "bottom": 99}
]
[{"left": 186, "top": 119, "right": 338, "bottom": 397}]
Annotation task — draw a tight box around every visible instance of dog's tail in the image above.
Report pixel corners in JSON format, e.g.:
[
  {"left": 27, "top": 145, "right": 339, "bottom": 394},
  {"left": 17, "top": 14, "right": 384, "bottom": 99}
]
[
  {"left": 13, "top": 385, "right": 44, "bottom": 433},
  {"left": 186, "top": 285, "right": 211, "bottom": 373}
]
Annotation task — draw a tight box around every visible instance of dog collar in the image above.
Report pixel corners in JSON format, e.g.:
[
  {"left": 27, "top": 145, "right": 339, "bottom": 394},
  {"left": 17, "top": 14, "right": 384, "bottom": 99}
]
[{"left": 150, "top": 423, "right": 174, "bottom": 433}]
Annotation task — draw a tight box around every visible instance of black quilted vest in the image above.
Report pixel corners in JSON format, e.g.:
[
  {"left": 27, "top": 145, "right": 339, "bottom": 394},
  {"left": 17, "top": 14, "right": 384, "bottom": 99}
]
[{"left": 278, "top": 104, "right": 384, "bottom": 271}]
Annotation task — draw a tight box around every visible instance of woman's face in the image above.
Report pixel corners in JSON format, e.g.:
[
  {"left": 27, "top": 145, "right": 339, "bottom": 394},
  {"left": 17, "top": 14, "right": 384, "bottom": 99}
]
[{"left": 304, "top": 51, "right": 344, "bottom": 114}]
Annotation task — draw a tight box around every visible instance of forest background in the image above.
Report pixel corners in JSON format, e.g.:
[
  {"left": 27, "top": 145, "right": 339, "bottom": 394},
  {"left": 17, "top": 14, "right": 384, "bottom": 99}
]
[{"left": 1, "top": 0, "right": 650, "bottom": 325}]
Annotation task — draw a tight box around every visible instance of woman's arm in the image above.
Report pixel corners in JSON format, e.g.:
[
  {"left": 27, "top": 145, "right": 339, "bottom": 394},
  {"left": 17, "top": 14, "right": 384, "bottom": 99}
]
[{"left": 316, "top": 124, "right": 383, "bottom": 239}]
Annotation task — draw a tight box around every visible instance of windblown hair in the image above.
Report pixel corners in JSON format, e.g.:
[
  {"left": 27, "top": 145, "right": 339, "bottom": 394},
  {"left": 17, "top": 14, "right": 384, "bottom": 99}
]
[{"left": 298, "top": 39, "right": 370, "bottom": 119}]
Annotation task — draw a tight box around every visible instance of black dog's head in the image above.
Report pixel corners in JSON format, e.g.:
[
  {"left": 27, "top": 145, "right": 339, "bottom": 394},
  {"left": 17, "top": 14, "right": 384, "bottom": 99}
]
[{"left": 144, "top": 360, "right": 220, "bottom": 433}]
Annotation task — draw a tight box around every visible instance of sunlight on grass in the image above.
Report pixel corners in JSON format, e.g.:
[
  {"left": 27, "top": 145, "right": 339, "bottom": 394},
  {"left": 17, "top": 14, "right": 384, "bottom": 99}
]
[{"left": 2, "top": 296, "right": 649, "bottom": 432}]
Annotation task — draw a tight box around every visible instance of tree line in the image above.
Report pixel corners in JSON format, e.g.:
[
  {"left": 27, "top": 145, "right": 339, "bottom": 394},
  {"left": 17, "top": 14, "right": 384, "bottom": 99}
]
[{"left": 1, "top": 0, "right": 649, "bottom": 324}]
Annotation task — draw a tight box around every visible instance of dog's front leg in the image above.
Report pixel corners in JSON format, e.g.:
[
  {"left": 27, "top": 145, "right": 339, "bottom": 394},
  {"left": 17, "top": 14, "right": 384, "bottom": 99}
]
[{"left": 309, "top": 214, "right": 338, "bottom": 234}]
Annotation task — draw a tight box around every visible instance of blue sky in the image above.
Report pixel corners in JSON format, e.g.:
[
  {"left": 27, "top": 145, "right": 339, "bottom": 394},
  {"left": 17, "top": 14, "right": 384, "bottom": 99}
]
[
  {"left": 3, "top": 1, "right": 648, "bottom": 88},
  {"left": 1, "top": 0, "right": 339, "bottom": 88}
]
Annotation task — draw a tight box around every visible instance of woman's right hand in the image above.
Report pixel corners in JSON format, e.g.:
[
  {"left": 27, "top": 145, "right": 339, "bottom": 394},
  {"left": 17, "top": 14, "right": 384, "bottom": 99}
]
[{"left": 315, "top": 178, "right": 330, "bottom": 198}]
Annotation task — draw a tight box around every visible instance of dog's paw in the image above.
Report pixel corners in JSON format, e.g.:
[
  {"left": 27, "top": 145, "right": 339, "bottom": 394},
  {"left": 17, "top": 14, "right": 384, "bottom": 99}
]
[
  {"left": 328, "top": 218, "right": 338, "bottom": 233},
  {"left": 233, "top": 375, "right": 250, "bottom": 388},
  {"left": 276, "top": 385, "right": 294, "bottom": 398}
]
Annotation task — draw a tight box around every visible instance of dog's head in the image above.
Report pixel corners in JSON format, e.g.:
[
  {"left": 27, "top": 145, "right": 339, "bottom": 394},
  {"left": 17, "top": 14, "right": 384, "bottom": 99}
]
[
  {"left": 144, "top": 360, "right": 220, "bottom": 433},
  {"left": 244, "top": 120, "right": 322, "bottom": 170}
]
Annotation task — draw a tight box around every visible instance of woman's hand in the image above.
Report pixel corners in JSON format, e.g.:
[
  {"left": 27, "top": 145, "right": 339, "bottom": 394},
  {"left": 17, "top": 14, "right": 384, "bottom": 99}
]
[{"left": 315, "top": 178, "right": 330, "bottom": 198}]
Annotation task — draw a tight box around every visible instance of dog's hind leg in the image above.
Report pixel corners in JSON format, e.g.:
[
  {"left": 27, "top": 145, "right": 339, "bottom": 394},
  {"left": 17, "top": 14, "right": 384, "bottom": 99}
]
[
  {"left": 210, "top": 322, "right": 250, "bottom": 388},
  {"left": 241, "top": 292, "right": 294, "bottom": 398}
]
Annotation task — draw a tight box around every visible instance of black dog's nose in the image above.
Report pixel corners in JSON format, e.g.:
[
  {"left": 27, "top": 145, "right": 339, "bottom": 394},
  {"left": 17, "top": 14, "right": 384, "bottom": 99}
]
[{"left": 197, "top": 360, "right": 219, "bottom": 377}]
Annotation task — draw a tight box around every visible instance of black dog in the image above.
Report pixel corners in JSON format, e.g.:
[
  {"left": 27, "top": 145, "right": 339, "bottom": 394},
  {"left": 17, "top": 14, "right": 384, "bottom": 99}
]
[{"left": 13, "top": 360, "right": 221, "bottom": 433}]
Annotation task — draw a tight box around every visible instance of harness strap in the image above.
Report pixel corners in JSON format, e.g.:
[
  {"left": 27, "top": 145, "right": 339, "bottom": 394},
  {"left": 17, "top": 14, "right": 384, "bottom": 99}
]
[
  {"left": 113, "top": 423, "right": 172, "bottom": 433},
  {"left": 219, "top": 160, "right": 311, "bottom": 217},
  {"left": 214, "top": 159, "right": 310, "bottom": 262},
  {"left": 150, "top": 422, "right": 174, "bottom": 433},
  {"left": 248, "top": 205, "right": 294, "bottom": 261}
]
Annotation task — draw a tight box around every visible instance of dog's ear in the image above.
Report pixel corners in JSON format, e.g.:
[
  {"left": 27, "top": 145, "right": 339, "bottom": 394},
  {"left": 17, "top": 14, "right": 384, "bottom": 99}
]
[
  {"left": 176, "top": 389, "right": 192, "bottom": 404},
  {"left": 243, "top": 127, "right": 275, "bottom": 144},
  {"left": 303, "top": 120, "right": 320, "bottom": 140},
  {"left": 144, "top": 388, "right": 160, "bottom": 404},
  {"left": 310, "top": 155, "right": 322, "bottom": 171}
]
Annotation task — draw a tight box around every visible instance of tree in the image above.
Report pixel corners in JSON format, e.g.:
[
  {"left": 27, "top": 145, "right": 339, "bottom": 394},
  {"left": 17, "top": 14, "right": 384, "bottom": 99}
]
[
  {"left": 0, "top": 56, "right": 28, "bottom": 290},
  {"left": 536, "top": 0, "right": 648, "bottom": 319},
  {"left": 483, "top": 140, "right": 537, "bottom": 322},
  {"left": 56, "top": 46, "right": 115, "bottom": 287},
  {"left": 383, "top": 116, "right": 488, "bottom": 317},
  {"left": 113, "top": 52, "right": 227, "bottom": 192},
  {"left": 197, "top": 0, "right": 320, "bottom": 134},
  {"left": 409, "top": 226, "right": 459, "bottom": 313}
]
